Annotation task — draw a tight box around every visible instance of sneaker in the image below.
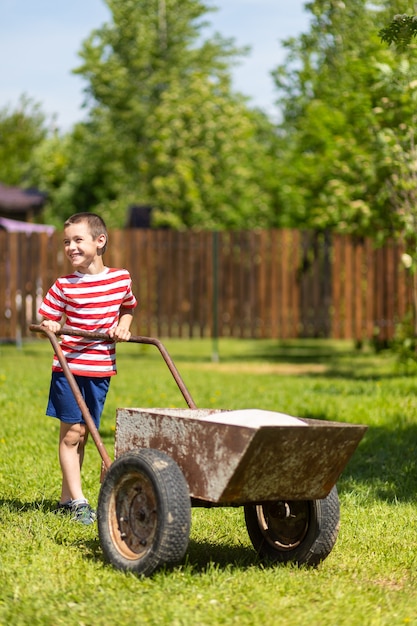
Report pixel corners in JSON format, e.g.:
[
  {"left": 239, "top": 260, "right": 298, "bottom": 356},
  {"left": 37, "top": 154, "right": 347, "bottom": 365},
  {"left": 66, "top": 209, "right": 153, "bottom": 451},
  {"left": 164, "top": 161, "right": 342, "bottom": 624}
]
[
  {"left": 71, "top": 502, "right": 96, "bottom": 525},
  {"left": 54, "top": 500, "right": 73, "bottom": 515}
]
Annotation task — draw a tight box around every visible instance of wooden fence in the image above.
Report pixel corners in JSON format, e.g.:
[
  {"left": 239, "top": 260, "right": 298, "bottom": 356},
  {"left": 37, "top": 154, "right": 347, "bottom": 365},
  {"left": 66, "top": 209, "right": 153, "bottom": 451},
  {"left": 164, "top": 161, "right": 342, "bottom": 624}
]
[{"left": 0, "top": 228, "right": 412, "bottom": 343}]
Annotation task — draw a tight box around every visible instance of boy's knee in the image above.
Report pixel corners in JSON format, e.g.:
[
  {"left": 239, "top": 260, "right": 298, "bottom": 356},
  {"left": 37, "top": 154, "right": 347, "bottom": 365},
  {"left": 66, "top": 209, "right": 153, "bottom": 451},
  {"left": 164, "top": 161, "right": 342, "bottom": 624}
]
[{"left": 61, "top": 423, "right": 84, "bottom": 447}]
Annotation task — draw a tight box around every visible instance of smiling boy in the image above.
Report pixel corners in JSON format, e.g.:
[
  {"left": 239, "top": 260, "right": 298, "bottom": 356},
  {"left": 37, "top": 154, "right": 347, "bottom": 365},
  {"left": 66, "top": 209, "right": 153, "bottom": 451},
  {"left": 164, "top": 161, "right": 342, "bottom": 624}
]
[{"left": 39, "top": 212, "right": 137, "bottom": 524}]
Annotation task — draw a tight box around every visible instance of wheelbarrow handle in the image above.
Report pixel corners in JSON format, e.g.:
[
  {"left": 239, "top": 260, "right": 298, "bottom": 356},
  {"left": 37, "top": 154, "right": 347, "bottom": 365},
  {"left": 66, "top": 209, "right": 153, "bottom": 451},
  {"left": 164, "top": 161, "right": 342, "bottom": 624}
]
[
  {"left": 29, "top": 324, "right": 113, "bottom": 469},
  {"left": 29, "top": 324, "right": 197, "bottom": 410}
]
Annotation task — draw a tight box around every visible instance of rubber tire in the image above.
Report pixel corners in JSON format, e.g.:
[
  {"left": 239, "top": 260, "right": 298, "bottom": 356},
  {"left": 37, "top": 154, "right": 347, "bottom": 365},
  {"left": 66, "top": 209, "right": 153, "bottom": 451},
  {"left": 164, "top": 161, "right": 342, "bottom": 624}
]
[
  {"left": 244, "top": 485, "right": 340, "bottom": 567},
  {"left": 98, "top": 449, "right": 191, "bottom": 576}
]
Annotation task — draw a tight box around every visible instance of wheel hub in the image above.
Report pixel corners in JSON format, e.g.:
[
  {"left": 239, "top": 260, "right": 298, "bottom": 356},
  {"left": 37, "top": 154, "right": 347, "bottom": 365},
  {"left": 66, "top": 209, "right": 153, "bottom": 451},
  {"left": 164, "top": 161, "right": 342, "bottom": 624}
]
[
  {"left": 110, "top": 474, "right": 158, "bottom": 559},
  {"left": 257, "top": 501, "right": 309, "bottom": 550}
]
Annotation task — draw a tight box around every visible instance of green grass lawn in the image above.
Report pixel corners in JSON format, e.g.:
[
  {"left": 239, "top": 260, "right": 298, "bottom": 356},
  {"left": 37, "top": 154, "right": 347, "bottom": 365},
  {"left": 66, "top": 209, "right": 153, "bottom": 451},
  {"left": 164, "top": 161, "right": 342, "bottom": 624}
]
[{"left": 1, "top": 337, "right": 417, "bottom": 625}]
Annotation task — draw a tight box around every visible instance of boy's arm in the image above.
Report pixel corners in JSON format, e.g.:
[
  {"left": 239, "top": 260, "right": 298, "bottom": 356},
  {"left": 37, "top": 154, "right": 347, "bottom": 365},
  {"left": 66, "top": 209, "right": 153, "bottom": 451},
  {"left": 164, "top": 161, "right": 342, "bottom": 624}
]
[{"left": 108, "top": 307, "right": 134, "bottom": 342}]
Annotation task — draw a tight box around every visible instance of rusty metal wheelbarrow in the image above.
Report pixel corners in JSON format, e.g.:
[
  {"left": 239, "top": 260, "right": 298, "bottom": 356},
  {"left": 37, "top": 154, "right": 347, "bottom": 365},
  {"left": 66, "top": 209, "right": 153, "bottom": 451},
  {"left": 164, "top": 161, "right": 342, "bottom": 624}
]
[{"left": 30, "top": 324, "right": 367, "bottom": 577}]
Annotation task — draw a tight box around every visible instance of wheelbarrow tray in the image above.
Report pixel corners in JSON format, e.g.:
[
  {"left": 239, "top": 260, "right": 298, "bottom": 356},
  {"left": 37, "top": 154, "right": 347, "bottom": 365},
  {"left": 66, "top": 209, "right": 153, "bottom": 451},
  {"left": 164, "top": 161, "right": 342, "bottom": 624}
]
[{"left": 114, "top": 407, "right": 366, "bottom": 505}]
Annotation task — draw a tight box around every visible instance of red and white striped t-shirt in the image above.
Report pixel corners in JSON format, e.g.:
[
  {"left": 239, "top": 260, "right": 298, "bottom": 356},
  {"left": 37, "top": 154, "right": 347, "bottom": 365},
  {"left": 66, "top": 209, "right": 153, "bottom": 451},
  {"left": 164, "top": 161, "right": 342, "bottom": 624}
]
[{"left": 39, "top": 267, "right": 137, "bottom": 377}]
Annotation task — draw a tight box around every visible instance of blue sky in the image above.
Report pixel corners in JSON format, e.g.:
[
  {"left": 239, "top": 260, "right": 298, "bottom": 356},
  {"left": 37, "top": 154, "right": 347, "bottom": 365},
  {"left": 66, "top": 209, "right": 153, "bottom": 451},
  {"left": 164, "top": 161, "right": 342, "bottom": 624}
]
[{"left": 0, "top": 0, "right": 310, "bottom": 131}]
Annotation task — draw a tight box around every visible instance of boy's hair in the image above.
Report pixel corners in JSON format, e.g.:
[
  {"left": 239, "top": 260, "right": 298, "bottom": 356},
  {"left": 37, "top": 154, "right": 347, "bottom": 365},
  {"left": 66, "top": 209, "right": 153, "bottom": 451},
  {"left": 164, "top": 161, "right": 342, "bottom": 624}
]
[{"left": 64, "top": 212, "right": 108, "bottom": 253}]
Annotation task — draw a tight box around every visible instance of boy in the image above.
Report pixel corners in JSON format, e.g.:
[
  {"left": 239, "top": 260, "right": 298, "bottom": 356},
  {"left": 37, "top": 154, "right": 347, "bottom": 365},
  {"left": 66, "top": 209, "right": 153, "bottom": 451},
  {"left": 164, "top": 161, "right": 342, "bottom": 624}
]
[{"left": 39, "top": 212, "right": 137, "bottom": 524}]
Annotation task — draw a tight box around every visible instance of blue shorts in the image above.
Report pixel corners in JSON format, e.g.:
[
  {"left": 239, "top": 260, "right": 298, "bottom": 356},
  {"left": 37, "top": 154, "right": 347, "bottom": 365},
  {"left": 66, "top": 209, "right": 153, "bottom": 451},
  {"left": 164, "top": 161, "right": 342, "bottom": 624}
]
[{"left": 46, "top": 372, "right": 110, "bottom": 429}]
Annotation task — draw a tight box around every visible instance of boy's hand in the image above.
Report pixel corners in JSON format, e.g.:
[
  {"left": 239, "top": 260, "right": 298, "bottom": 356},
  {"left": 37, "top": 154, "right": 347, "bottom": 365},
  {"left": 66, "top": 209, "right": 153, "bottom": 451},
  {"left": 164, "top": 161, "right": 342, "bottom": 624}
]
[
  {"left": 40, "top": 319, "right": 61, "bottom": 333},
  {"left": 108, "top": 326, "right": 132, "bottom": 342}
]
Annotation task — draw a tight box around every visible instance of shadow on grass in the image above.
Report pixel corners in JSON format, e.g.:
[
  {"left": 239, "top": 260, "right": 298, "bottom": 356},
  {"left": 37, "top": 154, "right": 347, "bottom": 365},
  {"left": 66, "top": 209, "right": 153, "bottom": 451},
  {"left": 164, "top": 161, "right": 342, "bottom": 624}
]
[
  {"left": 116, "top": 339, "right": 350, "bottom": 366},
  {"left": 82, "top": 537, "right": 274, "bottom": 576},
  {"left": 54, "top": 523, "right": 268, "bottom": 574},
  {"left": 335, "top": 422, "right": 417, "bottom": 502},
  {"left": 184, "top": 538, "right": 261, "bottom": 572},
  {"left": 0, "top": 497, "right": 61, "bottom": 514},
  {"left": 114, "top": 343, "right": 414, "bottom": 386},
  {"left": 79, "top": 536, "right": 263, "bottom": 574},
  {"left": 232, "top": 340, "right": 357, "bottom": 364}
]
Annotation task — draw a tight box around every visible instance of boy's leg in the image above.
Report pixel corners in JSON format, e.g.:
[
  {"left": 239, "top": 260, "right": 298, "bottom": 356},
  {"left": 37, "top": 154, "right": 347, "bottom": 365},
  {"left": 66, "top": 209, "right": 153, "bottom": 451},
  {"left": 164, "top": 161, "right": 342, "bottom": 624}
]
[{"left": 59, "top": 421, "right": 88, "bottom": 503}]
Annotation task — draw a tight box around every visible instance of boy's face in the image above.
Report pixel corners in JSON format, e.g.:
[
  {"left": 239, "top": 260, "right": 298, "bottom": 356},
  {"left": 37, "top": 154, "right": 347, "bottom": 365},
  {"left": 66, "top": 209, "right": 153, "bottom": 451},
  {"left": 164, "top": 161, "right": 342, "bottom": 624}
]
[{"left": 63, "top": 221, "right": 106, "bottom": 272}]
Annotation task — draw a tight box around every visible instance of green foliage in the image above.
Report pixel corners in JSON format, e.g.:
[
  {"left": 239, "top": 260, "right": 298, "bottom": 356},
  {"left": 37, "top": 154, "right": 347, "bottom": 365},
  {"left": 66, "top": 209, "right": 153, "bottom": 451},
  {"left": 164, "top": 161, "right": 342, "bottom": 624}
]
[
  {"left": 140, "top": 77, "right": 276, "bottom": 229},
  {"left": 272, "top": 0, "right": 417, "bottom": 240},
  {"left": 2, "top": 338, "right": 417, "bottom": 623},
  {"left": 76, "top": 0, "right": 240, "bottom": 116},
  {"left": 31, "top": 0, "right": 278, "bottom": 229},
  {"left": 15, "top": 0, "right": 417, "bottom": 236},
  {"left": 379, "top": 13, "right": 417, "bottom": 49},
  {"left": 0, "top": 95, "right": 48, "bottom": 186},
  {"left": 32, "top": 116, "right": 135, "bottom": 227},
  {"left": 391, "top": 309, "right": 417, "bottom": 369}
]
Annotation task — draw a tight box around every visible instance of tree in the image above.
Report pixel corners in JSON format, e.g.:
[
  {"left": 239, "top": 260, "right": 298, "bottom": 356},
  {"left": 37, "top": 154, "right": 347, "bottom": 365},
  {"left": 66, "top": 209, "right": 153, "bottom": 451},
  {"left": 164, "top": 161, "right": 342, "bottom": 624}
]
[
  {"left": 135, "top": 75, "right": 276, "bottom": 229},
  {"left": 31, "top": 114, "right": 136, "bottom": 227},
  {"left": 0, "top": 95, "right": 48, "bottom": 187},
  {"left": 270, "top": 0, "right": 417, "bottom": 240},
  {"left": 34, "top": 0, "right": 278, "bottom": 228},
  {"left": 378, "top": 8, "right": 417, "bottom": 347}
]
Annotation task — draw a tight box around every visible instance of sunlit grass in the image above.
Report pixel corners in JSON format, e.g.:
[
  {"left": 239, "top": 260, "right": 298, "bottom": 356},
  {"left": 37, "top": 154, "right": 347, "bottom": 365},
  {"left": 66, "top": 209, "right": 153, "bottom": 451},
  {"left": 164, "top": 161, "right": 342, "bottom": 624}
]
[{"left": 0, "top": 337, "right": 417, "bottom": 625}]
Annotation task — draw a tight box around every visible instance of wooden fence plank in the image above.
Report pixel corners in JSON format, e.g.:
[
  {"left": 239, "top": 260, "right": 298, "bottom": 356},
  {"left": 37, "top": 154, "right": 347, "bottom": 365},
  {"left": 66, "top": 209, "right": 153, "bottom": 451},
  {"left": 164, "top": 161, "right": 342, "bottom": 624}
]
[
  {"left": 258, "top": 230, "right": 270, "bottom": 338},
  {"left": 396, "top": 241, "right": 410, "bottom": 325},
  {"left": 343, "top": 237, "right": 353, "bottom": 340},
  {"left": 332, "top": 235, "right": 342, "bottom": 339},
  {"left": 0, "top": 231, "right": 8, "bottom": 339},
  {"left": 281, "top": 229, "right": 291, "bottom": 339},
  {"left": 364, "top": 239, "right": 375, "bottom": 340},
  {"left": 269, "top": 230, "right": 278, "bottom": 339},
  {"left": 374, "top": 246, "right": 384, "bottom": 342},
  {"left": 353, "top": 239, "right": 363, "bottom": 343},
  {"left": 9, "top": 234, "right": 19, "bottom": 342},
  {"left": 288, "top": 229, "right": 301, "bottom": 338},
  {"left": 383, "top": 244, "right": 394, "bottom": 342}
]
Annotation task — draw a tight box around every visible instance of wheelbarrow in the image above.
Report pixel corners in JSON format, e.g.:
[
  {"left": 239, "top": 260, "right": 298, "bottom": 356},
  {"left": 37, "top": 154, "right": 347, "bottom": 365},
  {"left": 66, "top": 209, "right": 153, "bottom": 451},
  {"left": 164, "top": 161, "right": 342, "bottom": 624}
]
[{"left": 30, "top": 324, "right": 367, "bottom": 577}]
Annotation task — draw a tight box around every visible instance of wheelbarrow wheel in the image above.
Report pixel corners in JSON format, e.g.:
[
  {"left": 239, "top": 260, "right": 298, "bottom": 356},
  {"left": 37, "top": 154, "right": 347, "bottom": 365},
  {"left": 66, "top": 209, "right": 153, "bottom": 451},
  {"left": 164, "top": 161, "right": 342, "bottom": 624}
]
[
  {"left": 97, "top": 449, "right": 191, "bottom": 576},
  {"left": 244, "top": 485, "right": 340, "bottom": 567}
]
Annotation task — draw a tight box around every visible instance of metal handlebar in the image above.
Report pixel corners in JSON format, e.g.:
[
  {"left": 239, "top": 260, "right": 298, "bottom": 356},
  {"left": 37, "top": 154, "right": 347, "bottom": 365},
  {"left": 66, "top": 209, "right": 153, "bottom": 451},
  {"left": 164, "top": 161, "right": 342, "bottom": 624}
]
[
  {"left": 30, "top": 324, "right": 196, "bottom": 410},
  {"left": 29, "top": 324, "right": 197, "bottom": 470}
]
